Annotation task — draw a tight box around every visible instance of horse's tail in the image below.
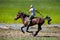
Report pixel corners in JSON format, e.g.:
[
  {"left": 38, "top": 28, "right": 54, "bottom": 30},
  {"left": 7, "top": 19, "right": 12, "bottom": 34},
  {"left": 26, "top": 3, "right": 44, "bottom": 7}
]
[{"left": 44, "top": 16, "right": 52, "bottom": 24}]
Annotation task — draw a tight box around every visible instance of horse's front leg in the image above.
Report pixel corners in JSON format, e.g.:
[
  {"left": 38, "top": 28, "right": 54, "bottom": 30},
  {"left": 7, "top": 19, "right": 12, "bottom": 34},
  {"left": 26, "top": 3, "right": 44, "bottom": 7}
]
[
  {"left": 21, "top": 26, "right": 25, "bottom": 33},
  {"left": 26, "top": 25, "right": 33, "bottom": 33}
]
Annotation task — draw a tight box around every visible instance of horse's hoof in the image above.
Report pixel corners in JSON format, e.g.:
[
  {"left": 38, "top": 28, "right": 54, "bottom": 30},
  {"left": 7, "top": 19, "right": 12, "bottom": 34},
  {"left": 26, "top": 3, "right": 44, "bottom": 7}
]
[
  {"left": 33, "top": 34, "right": 36, "bottom": 37},
  {"left": 33, "top": 34, "right": 37, "bottom": 37},
  {"left": 22, "top": 31, "right": 25, "bottom": 34},
  {"left": 21, "top": 30, "right": 25, "bottom": 34}
]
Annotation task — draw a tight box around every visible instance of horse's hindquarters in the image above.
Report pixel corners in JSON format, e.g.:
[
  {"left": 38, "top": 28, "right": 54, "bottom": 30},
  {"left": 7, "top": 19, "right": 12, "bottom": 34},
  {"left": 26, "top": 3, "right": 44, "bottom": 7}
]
[{"left": 32, "top": 18, "right": 44, "bottom": 24}]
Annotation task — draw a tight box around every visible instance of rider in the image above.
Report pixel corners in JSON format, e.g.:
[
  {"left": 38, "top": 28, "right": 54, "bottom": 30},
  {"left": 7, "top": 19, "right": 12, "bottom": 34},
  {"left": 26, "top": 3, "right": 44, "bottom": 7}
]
[
  {"left": 28, "top": 5, "right": 42, "bottom": 25},
  {"left": 29, "top": 5, "right": 35, "bottom": 20}
]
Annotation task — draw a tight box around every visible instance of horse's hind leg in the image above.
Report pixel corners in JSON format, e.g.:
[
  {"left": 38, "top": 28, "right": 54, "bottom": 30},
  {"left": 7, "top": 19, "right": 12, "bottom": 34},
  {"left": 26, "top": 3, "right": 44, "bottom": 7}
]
[
  {"left": 33, "top": 24, "right": 42, "bottom": 36},
  {"left": 21, "top": 26, "right": 25, "bottom": 33},
  {"left": 48, "top": 19, "right": 52, "bottom": 24}
]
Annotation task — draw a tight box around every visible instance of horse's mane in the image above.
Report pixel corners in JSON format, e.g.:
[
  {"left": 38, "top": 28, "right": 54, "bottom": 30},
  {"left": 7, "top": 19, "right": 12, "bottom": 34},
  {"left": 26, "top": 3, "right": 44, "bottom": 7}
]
[
  {"left": 18, "top": 12, "right": 29, "bottom": 17},
  {"left": 22, "top": 13, "right": 29, "bottom": 17}
]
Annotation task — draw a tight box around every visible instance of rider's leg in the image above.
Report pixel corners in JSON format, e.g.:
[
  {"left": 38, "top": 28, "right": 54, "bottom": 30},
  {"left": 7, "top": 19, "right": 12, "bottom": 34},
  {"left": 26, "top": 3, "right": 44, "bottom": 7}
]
[
  {"left": 28, "top": 16, "right": 32, "bottom": 25},
  {"left": 26, "top": 16, "right": 34, "bottom": 33},
  {"left": 28, "top": 16, "right": 34, "bottom": 25}
]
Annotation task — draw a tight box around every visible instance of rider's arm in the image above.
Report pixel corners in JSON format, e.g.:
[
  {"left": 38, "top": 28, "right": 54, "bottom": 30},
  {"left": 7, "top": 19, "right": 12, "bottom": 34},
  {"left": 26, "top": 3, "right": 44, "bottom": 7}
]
[
  {"left": 35, "top": 9, "right": 40, "bottom": 13},
  {"left": 35, "top": 9, "right": 43, "bottom": 17},
  {"left": 35, "top": 9, "right": 42, "bottom": 15},
  {"left": 29, "top": 9, "right": 31, "bottom": 13}
]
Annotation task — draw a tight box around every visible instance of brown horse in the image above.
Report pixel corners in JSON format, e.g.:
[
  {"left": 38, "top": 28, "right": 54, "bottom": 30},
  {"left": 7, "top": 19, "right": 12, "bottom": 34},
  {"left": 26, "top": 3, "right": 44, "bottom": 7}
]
[{"left": 14, "top": 12, "right": 51, "bottom": 36}]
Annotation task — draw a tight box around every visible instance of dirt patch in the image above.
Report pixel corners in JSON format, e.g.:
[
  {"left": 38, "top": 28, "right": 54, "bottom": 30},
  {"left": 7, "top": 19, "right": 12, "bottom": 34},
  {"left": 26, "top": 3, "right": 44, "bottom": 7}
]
[{"left": 0, "top": 29, "right": 60, "bottom": 38}]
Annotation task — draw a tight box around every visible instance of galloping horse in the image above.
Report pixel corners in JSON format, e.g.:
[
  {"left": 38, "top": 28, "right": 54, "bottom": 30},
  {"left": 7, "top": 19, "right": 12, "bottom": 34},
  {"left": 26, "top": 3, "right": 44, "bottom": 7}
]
[{"left": 14, "top": 12, "right": 51, "bottom": 36}]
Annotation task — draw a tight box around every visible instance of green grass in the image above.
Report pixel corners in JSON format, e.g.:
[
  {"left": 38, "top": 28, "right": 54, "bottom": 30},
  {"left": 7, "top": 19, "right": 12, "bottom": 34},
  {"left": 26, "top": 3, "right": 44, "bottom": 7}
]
[
  {"left": 0, "top": 37, "right": 60, "bottom": 40},
  {"left": 0, "top": 0, "right": 60, "bottom": 24}
]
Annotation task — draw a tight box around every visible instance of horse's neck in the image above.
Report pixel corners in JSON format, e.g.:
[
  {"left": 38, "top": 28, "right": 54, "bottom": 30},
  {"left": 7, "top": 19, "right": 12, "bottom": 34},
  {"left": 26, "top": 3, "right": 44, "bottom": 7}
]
[
  {"left": 21, "top": 16, "right": 28, "bottom": 21},
  {"left": 20, "top": 14, "right": 29, "bottom": 22},
  {"left": 19, "top": 15, "right": 23, "bottom": 20}
]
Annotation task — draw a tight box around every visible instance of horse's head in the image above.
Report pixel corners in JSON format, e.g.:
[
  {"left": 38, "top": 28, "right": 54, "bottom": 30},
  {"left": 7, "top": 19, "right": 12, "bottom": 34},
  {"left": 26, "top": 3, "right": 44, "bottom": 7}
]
[{"left": 14, "top": 12, "right": 24, "bottom": 20}]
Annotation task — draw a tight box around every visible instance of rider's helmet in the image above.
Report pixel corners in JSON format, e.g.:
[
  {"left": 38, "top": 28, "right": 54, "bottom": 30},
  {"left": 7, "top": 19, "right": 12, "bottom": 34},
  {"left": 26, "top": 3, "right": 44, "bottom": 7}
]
[{"left": 30, "top": 5, "right": 33, "bottom": 8}]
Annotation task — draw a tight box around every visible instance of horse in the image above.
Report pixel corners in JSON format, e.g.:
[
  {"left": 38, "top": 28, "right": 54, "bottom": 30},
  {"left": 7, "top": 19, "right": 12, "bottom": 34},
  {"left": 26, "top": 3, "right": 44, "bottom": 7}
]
[{"left": 14, "top": 12, "right": 51, "bottom": 36}]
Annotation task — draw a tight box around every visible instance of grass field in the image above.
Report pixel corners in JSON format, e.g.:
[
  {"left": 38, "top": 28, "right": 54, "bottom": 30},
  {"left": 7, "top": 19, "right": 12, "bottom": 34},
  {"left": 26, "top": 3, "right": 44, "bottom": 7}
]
[
  {"left": 0, "top": 0, "right": 60, "bottom": 24},
  {"left": 0, "top": 37, "right": 60, "bottom": 40}
]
